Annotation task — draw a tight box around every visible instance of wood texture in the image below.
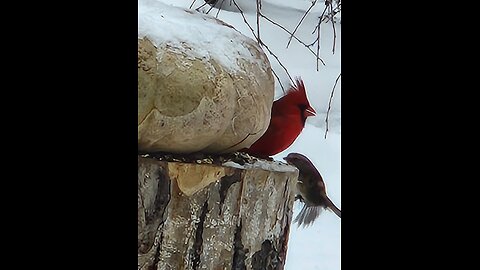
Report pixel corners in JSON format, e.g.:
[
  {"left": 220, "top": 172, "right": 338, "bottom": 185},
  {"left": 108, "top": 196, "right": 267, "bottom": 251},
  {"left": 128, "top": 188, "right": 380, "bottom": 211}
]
[{"left": 138, "top": 156, "right": 298, "bottom": 270}]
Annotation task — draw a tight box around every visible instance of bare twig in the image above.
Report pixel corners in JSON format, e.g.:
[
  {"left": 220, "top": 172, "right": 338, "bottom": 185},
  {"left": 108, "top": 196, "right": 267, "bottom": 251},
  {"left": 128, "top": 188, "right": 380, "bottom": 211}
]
[
  {"left": 324, "top": 73, "right": 341, "bottom": 139},
  {"left": 316, "top": 18, "right": 321, "bottom": 71},
  {"left": 271, "top": 67, "right": 286, "bottom": 94},
  {"left": 286, "top": 0, "right": 318, "bottom": 48},
  {"left": 189, "top": 0, "right": 341, "bottom": 92},
  {"left": 203, "top": 2, "right": 218, "bottom": 14},
  {"left": 204, "top": 0, "right": 286, "bottom": 93},
  {"left": 318, "top": 0, "right": 341, "bottom": 54},
  {"left": 256, "top": 0, "right": 261, "bottom": 43},
  {"left": 195, "top": 0, "right": 227, "bottom": 15},
  {"left": 259, "top": 13, "right": 325, "bottom": 66},
  {"left": 231, "top": 0, "right": 293, "bottom": 91},
  {"left": 195, "top": 2, "right": 210, "bottom": 12},
  {"left": 331, "top": 15, "right": 336, "bottom": 54},
  {"left": 215, "top": 0, "right": 228, "bottom": 17},
  {"left": 323, "top": 1, "right": 341, "bottom": 23},
  {"left": 328, "top": 2, "right": 337, "bottom": 54},
  {"left": 307, "top": 1, "right": 341, "bottom": 67},
  {"left": 189, "top": 0, "right": 198, "bottom": 9},
  {"left": 261, "top": 40, "right": 294, "bottom": 88},
  {"left": 311, "top": 4, "right": 328, "bottom": 71},
  {"left": 231, "top": 0, "right": 256, "bottom": 39},
  {"left": 308, "top": 5, "right": 327, "bottom": 45}
]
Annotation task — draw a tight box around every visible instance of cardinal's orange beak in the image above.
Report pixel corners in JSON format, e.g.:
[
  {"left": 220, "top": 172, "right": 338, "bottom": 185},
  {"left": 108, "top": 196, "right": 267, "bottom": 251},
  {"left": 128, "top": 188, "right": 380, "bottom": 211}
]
[{"left": 305, "top": 106, "right": 316, "bottom": 117}]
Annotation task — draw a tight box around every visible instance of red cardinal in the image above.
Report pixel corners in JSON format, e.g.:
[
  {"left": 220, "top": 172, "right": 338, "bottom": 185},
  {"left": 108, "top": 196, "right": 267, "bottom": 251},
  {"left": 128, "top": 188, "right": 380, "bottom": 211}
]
[
  {"left": 283, "top": 152, "right": 341, "bottom": 227},
  {"left": 244, "top": 77, "right": 316, "bottom": 158}
]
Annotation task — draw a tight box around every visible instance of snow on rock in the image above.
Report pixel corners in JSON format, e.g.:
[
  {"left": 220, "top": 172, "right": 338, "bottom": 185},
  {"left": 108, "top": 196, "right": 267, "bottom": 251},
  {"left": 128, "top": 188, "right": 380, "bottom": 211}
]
[
  {"left": 138, "top": 0, "right": 269, "bottom": 73},
  {"left": 205, "top": 0, "right": 258, "bottom": 13}
]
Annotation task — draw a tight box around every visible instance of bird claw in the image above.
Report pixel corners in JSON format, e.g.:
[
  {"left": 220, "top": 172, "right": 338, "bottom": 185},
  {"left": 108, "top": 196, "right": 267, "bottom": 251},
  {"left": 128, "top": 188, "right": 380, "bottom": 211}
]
[{"left": 295, "top": 194, "right": 305, "bottom": 202}]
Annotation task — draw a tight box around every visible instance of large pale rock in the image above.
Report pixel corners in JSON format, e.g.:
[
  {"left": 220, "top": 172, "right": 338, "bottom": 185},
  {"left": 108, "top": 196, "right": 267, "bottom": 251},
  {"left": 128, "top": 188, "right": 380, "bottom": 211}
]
[{"left": 138, "top": 1, "right": 274, "bottom": 154}]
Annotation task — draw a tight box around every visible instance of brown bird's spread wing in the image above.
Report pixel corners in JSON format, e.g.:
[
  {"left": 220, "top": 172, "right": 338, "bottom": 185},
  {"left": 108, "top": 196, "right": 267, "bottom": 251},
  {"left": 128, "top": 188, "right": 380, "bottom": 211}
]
[{"left": 294, "top": 204, "right": 323, "bottom": 227}]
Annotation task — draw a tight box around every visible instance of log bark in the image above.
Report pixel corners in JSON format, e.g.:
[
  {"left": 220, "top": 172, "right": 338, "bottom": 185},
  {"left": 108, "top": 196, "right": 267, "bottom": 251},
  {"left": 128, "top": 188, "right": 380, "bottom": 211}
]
[{"left": 138, "top": 155, "right": 299, "bottom": 270}]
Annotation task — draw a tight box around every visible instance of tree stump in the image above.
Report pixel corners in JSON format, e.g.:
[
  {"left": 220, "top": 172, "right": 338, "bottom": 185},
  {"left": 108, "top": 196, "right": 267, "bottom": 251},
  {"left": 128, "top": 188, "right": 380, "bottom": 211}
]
[{"left": 138, "top": 155, "right": 299, "bottom": 270}]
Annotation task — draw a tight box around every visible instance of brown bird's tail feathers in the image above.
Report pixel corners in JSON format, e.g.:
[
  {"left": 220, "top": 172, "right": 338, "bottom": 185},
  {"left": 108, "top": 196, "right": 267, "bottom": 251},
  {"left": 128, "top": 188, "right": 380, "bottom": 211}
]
[
  {"left": 294, "top": 204, "right": 323, "bottom": 227},
  {"left": 294, "top": 198, "right": 341, "bottom": 227},
  {"left": 327, "top": 197, "right": 342, "bottom": 218}
]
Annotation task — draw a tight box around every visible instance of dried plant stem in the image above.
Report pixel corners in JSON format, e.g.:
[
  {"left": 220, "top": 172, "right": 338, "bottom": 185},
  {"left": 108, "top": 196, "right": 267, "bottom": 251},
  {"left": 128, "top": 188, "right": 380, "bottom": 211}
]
[
  {"left": 214, "top": 0, "right": 228, "bottom": 17},
  {"left": 191, "top": 0, "right": 342, "bottom": 92},
  {"left": 328, "top": 2, "right": 337, "bottom": 54},
  {"left": 286, "top": 0, "right": 318, "bottom": 48},
  {"left": 189, "top": 0, "right": 198, "bottom": 9},
  {"left": 324, "top": 73, "right": 341, "bottom": 139},
  {"left": 270, "top": 68, "right": 286, "bottom": 94},
  {"left": 311, "top": 4, "right": 328, "bottom": 71},
  {"left": 316, "top": 20, "right": 321, "bottom": 71},
  {"left": 193, "top": 0, "right": 211, "bottom": 11},
  {"left": 260, "top": 13, "right": 325, "bottom": 66},
  {"left": 256, "top": 0, "right": 261, "bottom": 43},
  {"left": 231, "top": 0, "right": 293, "bottom": 91},
  {"left": 261, "top": 40, "right": 294, "bottom": 88}
]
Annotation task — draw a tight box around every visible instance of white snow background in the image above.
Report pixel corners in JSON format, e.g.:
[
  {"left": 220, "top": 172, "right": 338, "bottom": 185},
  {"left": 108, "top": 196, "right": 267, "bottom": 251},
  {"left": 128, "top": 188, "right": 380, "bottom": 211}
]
[{"left": 139, "top": 1, "right": 341, "bottom": 269}]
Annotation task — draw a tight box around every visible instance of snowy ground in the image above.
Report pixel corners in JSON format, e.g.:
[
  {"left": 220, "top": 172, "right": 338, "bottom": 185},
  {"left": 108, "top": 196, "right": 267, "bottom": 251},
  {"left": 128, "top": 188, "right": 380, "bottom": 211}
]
[{"left": 141, "top": 1, "right": 341, "bottom": 269}]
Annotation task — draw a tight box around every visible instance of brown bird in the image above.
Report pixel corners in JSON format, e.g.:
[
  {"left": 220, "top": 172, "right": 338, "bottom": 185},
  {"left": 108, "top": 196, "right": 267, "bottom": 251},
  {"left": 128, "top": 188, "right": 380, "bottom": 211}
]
[{"left": 283, "top": 152, "right": 341, "bottom": 227}]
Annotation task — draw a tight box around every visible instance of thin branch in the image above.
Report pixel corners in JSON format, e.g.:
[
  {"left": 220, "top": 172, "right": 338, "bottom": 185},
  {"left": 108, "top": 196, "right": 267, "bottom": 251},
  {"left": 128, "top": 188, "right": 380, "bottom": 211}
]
[
  {"left": 195, "top": 2, "right": 210, "bottom": 12},
  {"left": 316, "top": 18, "right": 321, "bottom": 71},
  {"left": 308, "top": 5, "right": 327, "bottom": 44},
  {"left": 231, "top": 0, "right": 293, "bottom": 90},
  {"left": 256, "top": 0, "right": 261, "bottom": 43},
  {"left": 324, "top": 1, "right": 341, "bottom": 23},
  {"left": 231, "top": 0, "right": 257, "bottom": 38},
  {"left": 329, "top": 3, "right": 337, "bottom": 54},
  {"left": 261, "top": 40, "right": 294, "bottom": 86},
  {"left": 193, "top": 0, "right": 342, "bottom": 91},
  {"left": 286, "top": 0, "right": 318, "bottom": 48},
  {"left": 318, "top": 0, "right": 341, "bottom": 54},
  {"left": 259, "top": 12, "right": 326, "bottom": 66},
  {"left": 324, "top": 73, "right": 341, "bottom": 139},
  {"left": 189, "top": 0, "right": 198, "bottom": 9},
  {"left": 204, "top": 2, "right": 218, "bottom": 14},
  {"left": 215, "top": 0, "right": 228, "bottom": 17},
  {"left": 313, "top": 4, "right": 328, "bottom": 70},
  {"left": 271, "top": 67, "right": 286, "bottom": 94},
  {"left": 195, "top": 0, "right": 227, "bottom": 15}
]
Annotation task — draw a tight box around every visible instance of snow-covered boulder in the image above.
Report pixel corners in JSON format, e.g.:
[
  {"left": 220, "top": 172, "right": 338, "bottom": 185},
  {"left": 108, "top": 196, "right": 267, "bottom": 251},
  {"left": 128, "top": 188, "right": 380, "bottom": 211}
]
[{"left": 138, "top": 0, "right": 274, "bottom": 154}]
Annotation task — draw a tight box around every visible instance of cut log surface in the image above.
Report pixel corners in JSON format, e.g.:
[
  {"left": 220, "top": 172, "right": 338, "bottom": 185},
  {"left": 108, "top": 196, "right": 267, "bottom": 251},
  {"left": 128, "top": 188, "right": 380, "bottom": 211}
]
[{"left": 138, "top": 155, "right": 299, "bottom": 270}]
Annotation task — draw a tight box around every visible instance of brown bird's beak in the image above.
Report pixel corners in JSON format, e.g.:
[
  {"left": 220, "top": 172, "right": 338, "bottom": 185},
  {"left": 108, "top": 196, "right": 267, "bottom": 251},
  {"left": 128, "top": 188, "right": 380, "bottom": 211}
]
[
  {"left": 305, "top": 106, "right": 316, "bottom": 117},
  {"left": 283, "top": 157, "right": 291, "bottom": 164}
]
